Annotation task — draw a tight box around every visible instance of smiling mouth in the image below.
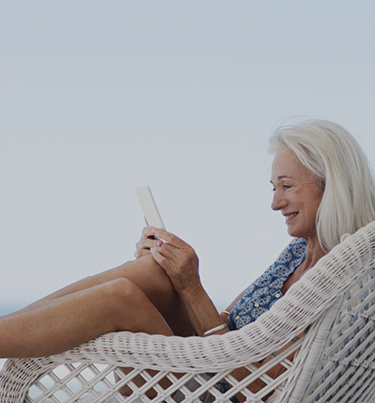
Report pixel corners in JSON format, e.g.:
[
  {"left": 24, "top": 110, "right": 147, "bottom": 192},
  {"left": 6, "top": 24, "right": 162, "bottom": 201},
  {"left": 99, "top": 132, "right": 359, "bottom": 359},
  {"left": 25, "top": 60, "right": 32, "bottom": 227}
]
[{"left": 284, "top": 212, "right": 298, "bottom": 223}]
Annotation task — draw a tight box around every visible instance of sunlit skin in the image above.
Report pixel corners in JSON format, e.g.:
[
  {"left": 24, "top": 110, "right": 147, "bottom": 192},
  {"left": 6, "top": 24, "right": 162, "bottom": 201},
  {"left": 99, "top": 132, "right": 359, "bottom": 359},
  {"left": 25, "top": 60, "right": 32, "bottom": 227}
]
[
  {"left": 0, "top": 146, "right": 328, "bottom": 402},
  {"left": 270, "top": 147, "right": 325, "bottom": 289},
  {"left": 130, "top": 148, "right": 328, "bottom": 401}
]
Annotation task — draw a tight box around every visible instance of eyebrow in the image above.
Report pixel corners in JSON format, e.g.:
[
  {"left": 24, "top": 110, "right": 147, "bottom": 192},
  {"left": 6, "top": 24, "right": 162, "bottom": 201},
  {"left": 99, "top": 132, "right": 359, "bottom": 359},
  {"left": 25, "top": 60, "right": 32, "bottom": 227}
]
[{"left": 270, "top": 175, "right": 293, "bottom": 184}]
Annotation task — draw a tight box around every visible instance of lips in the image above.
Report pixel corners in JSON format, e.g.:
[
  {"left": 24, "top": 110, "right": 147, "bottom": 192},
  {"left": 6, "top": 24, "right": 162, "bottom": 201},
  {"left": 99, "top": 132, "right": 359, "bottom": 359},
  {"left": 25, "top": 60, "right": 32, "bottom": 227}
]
[{"left": 284, "top": 212, "right": 298, "bottom": 223}]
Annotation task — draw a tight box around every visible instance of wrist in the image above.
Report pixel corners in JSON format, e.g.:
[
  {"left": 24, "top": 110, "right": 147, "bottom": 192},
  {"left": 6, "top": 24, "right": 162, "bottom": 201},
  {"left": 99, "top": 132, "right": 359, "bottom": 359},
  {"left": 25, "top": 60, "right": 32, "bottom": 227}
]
[{"left": 179, "top": 283, "right": 206, "bottom": 303}]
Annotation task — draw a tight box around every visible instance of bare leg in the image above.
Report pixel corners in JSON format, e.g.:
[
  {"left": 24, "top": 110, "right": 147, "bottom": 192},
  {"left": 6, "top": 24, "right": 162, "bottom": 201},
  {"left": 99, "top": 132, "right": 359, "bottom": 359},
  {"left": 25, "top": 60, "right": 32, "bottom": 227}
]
[
  {"left": 25, "top": 255, "right": 193, "bottom": 337},
  {"left": 0, "top": 255, "right": 194, "bottom": 357},
  {"left": 0, "top": 277, "right": 173, "bottom": 358}
]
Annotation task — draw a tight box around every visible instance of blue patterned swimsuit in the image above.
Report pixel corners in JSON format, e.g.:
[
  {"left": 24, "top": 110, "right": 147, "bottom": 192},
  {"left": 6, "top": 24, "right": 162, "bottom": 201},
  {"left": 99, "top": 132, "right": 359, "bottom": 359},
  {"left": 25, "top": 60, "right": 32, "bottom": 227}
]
[
  {"left": 228, "top": 238, "right": 307, "bottom": 330},
  {"left": 217, "top": 238, "right": 307, "bottom": 402}
]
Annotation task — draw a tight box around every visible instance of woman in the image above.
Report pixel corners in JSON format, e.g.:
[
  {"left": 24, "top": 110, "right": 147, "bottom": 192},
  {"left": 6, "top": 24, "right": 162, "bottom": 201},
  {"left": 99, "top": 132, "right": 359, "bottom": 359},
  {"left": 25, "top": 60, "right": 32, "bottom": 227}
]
[
  {"left": 136, "top": 119, "right": 375, "bottom": 337},
  {"left": 1, "top": 120, "right": 374, "bottom": 377}
]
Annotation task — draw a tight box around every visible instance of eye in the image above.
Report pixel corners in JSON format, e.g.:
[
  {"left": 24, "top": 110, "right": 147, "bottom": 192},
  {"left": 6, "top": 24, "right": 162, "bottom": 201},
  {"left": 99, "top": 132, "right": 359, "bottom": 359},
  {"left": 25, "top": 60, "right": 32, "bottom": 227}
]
[{"left": 282, "top": 185, "right": 291, "bottom": 190}]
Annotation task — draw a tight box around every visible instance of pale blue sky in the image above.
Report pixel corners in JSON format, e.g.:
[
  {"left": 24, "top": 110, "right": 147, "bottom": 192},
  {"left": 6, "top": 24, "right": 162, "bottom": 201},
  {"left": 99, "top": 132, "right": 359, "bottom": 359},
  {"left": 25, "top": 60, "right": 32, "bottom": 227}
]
[{"left": 1, "top": 1, "right": 375, "bottom": 311}]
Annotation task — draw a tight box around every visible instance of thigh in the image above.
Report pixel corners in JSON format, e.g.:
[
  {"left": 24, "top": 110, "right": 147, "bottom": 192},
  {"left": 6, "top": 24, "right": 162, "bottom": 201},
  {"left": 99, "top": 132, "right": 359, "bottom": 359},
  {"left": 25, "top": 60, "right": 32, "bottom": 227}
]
[
  {"left": 0, "top": 278, "right": 172, "bottom": 358},
  {"left": 93, "top": 256, "right": 195, "bottom": 336},
  {"left": 27, "top": 256, "right": 169, "bottom": 311},
  {"left": 24, "top": 256, "right": 193, "bottom": 338}
]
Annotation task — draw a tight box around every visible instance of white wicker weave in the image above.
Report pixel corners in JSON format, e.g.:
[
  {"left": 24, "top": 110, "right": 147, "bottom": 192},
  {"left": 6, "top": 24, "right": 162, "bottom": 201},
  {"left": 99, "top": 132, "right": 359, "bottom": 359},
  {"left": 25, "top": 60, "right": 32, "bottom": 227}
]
[{"left": 1, "top": 220, "right": 375, "bottom": 403}]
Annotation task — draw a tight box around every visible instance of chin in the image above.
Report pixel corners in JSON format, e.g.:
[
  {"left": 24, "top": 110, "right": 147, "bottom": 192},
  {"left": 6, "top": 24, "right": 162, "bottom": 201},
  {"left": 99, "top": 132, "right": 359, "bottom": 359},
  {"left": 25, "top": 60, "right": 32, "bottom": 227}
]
[{"left": 286, "top": 226, "right": 299, "bottom": 238}]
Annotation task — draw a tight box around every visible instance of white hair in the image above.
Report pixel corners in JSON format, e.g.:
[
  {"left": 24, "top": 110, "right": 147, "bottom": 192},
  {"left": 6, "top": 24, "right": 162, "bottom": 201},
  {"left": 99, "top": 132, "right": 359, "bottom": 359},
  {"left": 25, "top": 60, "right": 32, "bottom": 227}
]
[{"left": 269, "top": 119, "right": 375, "bottom": 251}]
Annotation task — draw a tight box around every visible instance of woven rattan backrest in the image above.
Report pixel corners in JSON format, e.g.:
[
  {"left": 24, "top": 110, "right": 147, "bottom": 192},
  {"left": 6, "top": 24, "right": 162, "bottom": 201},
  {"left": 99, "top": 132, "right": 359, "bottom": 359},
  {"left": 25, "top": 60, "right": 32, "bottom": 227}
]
[{"left": 302, "top": 267, "right": 375, "bottom": 402}]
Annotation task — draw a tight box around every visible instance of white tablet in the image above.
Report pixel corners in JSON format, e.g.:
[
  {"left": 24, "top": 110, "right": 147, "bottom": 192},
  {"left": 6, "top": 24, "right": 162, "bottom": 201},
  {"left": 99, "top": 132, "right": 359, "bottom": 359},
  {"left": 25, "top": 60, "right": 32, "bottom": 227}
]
[{"left": 136, "top": 186, "right": 166, "bottom": 230}]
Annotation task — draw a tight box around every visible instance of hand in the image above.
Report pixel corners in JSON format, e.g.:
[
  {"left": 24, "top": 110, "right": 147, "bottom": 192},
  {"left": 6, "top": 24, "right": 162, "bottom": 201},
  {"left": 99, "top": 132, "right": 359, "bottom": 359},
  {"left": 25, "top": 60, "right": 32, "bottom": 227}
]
[
  {"left": 149, "top": 228, "right": 201, "bottom": 295},
  {"left": 134, "top": 227, "right": 161, "bottom": 258}
]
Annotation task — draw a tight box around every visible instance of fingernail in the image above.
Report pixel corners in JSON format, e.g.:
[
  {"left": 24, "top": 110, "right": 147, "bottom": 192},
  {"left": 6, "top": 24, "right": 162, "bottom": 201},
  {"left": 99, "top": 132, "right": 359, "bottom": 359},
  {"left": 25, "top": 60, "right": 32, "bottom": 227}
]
[
  {"left": 156, "top": 241, "right": 163, "bottom": 247},
  {"left": 150, "top": 227, "right": 156, "bottom": 234}
]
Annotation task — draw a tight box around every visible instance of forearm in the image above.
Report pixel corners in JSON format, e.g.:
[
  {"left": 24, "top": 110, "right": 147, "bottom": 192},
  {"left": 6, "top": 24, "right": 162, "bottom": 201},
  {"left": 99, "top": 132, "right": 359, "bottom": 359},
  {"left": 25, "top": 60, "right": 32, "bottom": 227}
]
[{"left": 179, "top": 285, "right": 228, "bottom": 336}]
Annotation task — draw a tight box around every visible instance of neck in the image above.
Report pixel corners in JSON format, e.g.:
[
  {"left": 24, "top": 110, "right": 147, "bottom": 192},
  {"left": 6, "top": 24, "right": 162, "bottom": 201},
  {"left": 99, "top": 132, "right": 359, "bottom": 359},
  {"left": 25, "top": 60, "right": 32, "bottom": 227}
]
[{"left": 301, "top": 239, "right": 326, "bottom": 273}]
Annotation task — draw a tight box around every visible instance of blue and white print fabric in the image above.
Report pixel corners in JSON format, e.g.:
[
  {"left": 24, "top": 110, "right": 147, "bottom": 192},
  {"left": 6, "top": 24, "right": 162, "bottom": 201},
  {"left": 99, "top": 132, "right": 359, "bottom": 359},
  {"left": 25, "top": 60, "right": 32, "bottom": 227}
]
[{"left": 227, "top": 238, "right": 307, "bottom": 331}]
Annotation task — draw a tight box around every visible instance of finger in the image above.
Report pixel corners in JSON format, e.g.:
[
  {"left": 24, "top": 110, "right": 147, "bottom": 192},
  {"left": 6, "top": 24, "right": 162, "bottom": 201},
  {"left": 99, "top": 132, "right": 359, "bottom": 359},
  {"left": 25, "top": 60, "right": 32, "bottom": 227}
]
[
  {"left": 152, "top": 242, "right": 179, "bottom": 260},
  {"left": 150, "top": 248, "right": 174, "bottom": 273},
  {"left": 135, "top": 248, "right": 151, "bottom": 256},
  {"left": 151, "top": 243, "right": 190, "bottom": 278},
  {"left": 135, "top": 248, "right": 152, "bottom": 258},
  {"left": 136, "top": 237, "right": 161, "bottom": 251},
  {"left": 156, "top": 237, "right": 188, "bottom": 263},
  {"left": 149, "top": 228, "right": 186, "bottom": 248},
  {"left": 135, "top": 239, "right": 163, "bottom": 260},
  {"left": 141, "top": 226, "right": 156, "bottom": 239}
]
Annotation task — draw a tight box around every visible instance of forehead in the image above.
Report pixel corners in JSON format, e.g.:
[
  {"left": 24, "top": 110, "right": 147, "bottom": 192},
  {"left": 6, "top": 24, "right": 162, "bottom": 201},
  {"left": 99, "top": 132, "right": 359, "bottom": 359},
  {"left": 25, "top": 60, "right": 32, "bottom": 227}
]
[{"left": 271, "top": 148, "right": 312, "bottom": 180}]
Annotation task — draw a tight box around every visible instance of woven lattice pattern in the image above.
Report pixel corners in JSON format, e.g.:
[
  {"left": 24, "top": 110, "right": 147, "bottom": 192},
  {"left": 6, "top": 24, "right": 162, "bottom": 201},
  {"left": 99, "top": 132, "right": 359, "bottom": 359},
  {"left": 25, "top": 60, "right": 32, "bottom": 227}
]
[
  {"left": 303, "top": 268, "right": 375, "bottom": 403},
  {"left": 1, "top": 220, "right": 375, "bottom": 403},
  {"left": 20, "top": 342, "right": 305, "bottom": 403}
]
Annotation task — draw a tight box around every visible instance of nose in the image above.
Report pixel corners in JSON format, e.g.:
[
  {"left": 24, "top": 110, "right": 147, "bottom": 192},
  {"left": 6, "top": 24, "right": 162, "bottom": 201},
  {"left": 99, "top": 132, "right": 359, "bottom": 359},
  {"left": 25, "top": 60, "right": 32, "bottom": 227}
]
[{"left": 271, "top": 189, "right": 287, "bottom": 211}]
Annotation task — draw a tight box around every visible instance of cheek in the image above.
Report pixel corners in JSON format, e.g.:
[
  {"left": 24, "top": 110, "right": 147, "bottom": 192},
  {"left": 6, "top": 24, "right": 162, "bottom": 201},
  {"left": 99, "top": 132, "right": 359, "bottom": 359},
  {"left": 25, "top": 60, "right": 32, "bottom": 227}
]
[
  {"left": 312, "top": 192, "right": 323, "bottom": 212},
  {"left": 307, "top": 200, "right": 322, "bottom": 220}
]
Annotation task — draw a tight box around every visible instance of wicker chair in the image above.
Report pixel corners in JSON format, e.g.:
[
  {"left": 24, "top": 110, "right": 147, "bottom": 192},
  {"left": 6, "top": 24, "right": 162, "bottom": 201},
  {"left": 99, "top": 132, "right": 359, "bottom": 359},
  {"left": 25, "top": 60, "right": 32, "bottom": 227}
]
[{"left": 1, "top": 220, "right": 375, "bottom": 403}]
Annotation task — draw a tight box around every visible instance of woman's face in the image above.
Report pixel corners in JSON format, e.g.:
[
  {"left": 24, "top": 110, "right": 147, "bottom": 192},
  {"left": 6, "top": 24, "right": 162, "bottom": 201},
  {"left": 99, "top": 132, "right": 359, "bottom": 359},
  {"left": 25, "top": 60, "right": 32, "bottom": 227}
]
[{"left": 271, "top": 147, "right": 323, "bottom": 243}]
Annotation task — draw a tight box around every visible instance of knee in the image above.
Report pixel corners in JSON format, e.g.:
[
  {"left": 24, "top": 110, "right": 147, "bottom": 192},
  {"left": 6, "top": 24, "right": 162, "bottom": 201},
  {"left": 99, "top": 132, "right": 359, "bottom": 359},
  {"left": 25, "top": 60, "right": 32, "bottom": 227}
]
[
  {"left": 132, "top": 255, "right": 175, "bottom": 296},
  {"left": 100, "top": 278, "right": 146, "bottom": 311}
]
